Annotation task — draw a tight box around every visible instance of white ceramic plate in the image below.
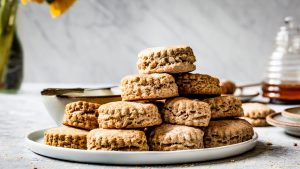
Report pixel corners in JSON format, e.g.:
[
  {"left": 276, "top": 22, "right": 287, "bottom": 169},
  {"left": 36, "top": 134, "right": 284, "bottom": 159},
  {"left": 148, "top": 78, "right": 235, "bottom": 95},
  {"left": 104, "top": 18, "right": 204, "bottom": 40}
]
[
  {"left": 267, "top": 112, "right": 300, "bottom": 137},
  {"left": 282, "top": 107, "right": 300, "bottom": 123},
  {"left": 26, "top": 128, "right": 258, "bottom": 165}
]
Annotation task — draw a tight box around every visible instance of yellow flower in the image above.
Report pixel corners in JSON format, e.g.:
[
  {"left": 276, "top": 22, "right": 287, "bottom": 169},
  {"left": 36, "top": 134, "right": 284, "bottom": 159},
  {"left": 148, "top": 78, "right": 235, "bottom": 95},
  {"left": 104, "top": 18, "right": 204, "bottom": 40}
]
[
  {"left": 49, "top": 0, "right": 76, "bottom": 18},
  {"left": 21, "top": 0, "right": 44, "bottom": 5},
  {"left": 21, "top": 0, "right": 76, "bottom": 18}
]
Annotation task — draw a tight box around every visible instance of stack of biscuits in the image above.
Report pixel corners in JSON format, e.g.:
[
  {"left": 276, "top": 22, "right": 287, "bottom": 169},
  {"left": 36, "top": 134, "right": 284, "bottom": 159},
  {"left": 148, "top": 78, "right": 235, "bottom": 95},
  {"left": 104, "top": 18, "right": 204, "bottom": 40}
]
[{"left": 44, "top": 45, "right": 254, "bottom": 151}]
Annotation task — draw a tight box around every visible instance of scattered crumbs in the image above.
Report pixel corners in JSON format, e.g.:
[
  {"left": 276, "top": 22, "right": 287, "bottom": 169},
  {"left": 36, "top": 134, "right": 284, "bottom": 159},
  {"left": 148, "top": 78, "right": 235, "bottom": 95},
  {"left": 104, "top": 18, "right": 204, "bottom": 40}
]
[
  {"left": 16, "top": 156, "right": 23, "bottom": 160},
  {"left": 294, "top": 143, "right": 298, "bottom": 147},
  {"left": 266, "top": 141, "right": 273, "bottom": 146}
]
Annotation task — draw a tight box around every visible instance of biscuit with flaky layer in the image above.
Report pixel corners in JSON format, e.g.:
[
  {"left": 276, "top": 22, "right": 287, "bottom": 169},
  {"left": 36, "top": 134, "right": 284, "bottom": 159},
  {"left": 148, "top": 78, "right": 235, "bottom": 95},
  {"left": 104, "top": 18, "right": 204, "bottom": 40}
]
[
  {"left": 148, "top": 124, "right": 204, "bottom": 151},
  {"left": 202, "top": 95, "right": 243, "bottom": 119},
  {"left": 137, "top": 45, "right": 196, "bottom": 74},
  {"left": 204, "top": 119, "right": 254, "bottom": 148},
  {"left": 121, "top": 73, "right": 178, "bottom": 101},
  {"left": 162, "top": 97, "right": 211, "bottom": 127},
  {"left": 175, "top": 73, "right": 221, "bottom": 96},
  {"left": 44, "top": 126, "right": 88, "bottom": 150},
  {"left": 87, "top": 128, "right": 149, "bottom": 151},
  {"left": 63, "top": 101, "right": 100, "bottom": 130},
  {"left": 98, "top": 101, "right": 162, "bottom": 129}
]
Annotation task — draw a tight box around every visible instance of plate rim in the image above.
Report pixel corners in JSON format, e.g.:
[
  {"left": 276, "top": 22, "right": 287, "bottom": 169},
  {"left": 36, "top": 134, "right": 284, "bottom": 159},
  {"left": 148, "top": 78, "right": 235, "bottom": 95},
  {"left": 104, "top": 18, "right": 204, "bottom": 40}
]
[
  {"left": 267, "top": 112, "right": 300, "bottom": 128},
  {"left": 26, "top": 127, "right": 258, "bottom": 154},
  {"left": 282, "top": 106, "right": 300, "bottom": 120}
]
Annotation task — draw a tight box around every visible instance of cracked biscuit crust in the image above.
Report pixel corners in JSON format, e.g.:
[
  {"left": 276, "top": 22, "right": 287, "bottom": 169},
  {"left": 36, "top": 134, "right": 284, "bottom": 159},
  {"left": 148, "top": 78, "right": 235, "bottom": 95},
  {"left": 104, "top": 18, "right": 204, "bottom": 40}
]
[
  {"left": 163, "top": 97, "right": 211, "bottom": 127},
  {"left": 44, "top": 126, "right": 88, "bottom": 150},
  {"left": 175, "top": 73, "right": 221, "bottom": 95},
  {"left": 63, "top": 101, "right": 100, "bottom": 130},
  {"left": 204, "top": 119, "right": 254, "bottom": 148},
  {"left": 202, "top": 95, "right": 243, "bottom": 119},
  {"left": 121, "top": 73, "right": 179, "bottom": 101},
  {"left": 148, "top": 124, "right": 204, "bottom": 151},
  {"left": 98, "top": 101, "right": 162, "bottom": 129},
  {"left": 137, "top": 45, "right": 196, "bottom": 74},
  {"left": 87, "top": 128, "right": 149, "bottom": 151}
]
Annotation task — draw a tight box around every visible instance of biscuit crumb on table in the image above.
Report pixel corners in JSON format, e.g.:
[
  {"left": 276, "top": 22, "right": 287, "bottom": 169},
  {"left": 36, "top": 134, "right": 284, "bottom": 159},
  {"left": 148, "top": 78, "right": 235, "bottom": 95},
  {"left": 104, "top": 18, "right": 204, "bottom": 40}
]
[{"left": 266, "top": 141, "right": 273, "bottom": 146}]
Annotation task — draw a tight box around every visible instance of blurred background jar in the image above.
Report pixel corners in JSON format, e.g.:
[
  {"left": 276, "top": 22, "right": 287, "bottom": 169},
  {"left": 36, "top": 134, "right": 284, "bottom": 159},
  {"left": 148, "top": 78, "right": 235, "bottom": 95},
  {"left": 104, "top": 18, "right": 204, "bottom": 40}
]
[
  {"left": 262, "top": 17, "right": 300, "bottom": 102},
  {"left": 0, "top": 0, "right": 23, "bottom": 92}
]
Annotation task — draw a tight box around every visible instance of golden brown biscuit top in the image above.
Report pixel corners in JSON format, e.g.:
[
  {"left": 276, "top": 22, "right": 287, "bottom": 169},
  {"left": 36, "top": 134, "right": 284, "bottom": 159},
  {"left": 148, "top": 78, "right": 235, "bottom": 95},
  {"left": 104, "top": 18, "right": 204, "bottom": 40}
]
[
  {"left": 121, "top": 73, "right": 176, "bottom": 85},
  {"left": 176, "top": 73, "right": 220, "bottom": 86},
  {"left": 242, "top": 103, "right": 275, "bottom": 118},
  {"left": 99, "top": 101, "right": 158, "bottom": 114},
  {"left": 202, "top": 95, "right": 242, "bottom": 107},
  {"left": 138, "top": 45, "right": 195, "bottom": 59},
  {"left": 45, "top": 126, "right": 88, "bottom": 136},
  {"left": 150, "top": 124, "right": 204, "bottom": 144},
  {"left": 207, "top": 119, "right": 253, "bottom": 131},
  {"left": 165, "top": 97, "right": 210, "bottom": 110},
  {"left": 65, "top": 101, "right": 100, "bottom": 114},
  {"left": 88, "top": 128, "right": 146, "bottom": 139}
]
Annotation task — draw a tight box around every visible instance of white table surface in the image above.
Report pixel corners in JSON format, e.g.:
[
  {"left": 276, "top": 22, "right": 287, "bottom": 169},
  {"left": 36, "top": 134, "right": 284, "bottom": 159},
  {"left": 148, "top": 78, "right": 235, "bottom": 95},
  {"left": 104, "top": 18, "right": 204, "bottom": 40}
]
[{"left": 1, "top": 83, "right": 300, "bottom": 169}]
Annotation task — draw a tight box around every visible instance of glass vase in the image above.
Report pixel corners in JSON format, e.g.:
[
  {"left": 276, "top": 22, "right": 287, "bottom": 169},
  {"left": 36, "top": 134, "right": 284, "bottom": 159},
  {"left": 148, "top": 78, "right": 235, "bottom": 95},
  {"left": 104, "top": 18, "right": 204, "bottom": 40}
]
[{"left": 0, "top": 0, "right": 23, "bottom": 92}]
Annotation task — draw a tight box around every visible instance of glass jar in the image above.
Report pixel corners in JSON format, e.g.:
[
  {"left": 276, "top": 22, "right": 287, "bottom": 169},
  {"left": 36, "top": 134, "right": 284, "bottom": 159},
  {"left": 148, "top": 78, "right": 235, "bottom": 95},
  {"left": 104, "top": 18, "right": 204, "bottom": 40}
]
[{"left": 262, "top": 17, "right": 300, "bottom": 102}]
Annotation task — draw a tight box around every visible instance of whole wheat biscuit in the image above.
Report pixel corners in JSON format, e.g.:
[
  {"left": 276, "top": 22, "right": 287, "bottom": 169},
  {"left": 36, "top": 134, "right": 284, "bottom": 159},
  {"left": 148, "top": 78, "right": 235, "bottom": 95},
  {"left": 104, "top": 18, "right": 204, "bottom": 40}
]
[
  {"left": 204, "top": 119, "right": 254, "bottom": 148},
  {"left": 202, "top": 95, "right": 243, "bottom": 119},
  {"left": 137, "top": 45, "right": 196, "bottom": 74},
  {"left": 87, "top": 128, "right": 149, "bottom": 151},
  {"left": 44, "top": 126, "right": 88, "bottom": 149},
  {"left": 63, "top": 101, "right": 100, "bottom": 130},
  {"left": 121, "top": 73, "right": 179, "bottom": 101},
  {"left": 242, "top": 103, "right": 275, "bottom": 118},
  {"left": 240, "top": 117, "right": 269, "bottom": 127},
  {"left": 98, "top": 101, "right": 162, "bottom": 129},
  {"left": 148, "top": 124, "right": 204, "bottom": 151},
  {"left": 162, "top": 97, "right": 211, "bottom": 127},
  {"left": 175, "top": 73, "right": 221, "bottom": 95}
]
